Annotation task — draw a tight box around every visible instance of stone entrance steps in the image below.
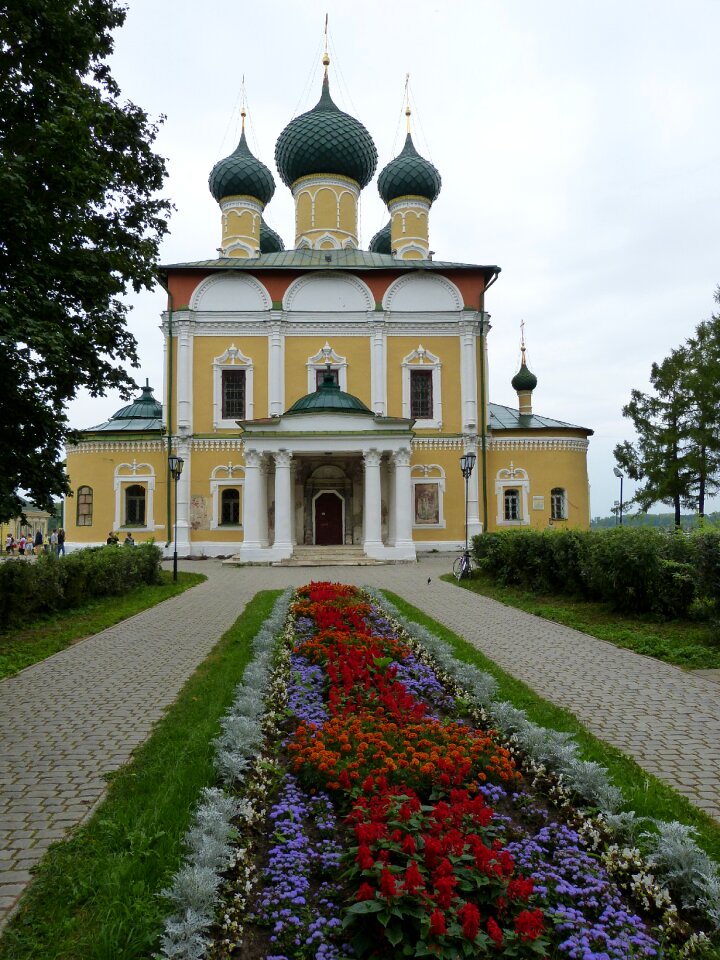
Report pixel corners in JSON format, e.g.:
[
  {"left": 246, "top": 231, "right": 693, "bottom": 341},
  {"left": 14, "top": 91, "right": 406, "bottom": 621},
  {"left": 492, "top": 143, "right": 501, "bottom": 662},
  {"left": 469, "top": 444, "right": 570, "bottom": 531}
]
[{"left": 276, "top": 545, "right": 385, "bottom": 567}]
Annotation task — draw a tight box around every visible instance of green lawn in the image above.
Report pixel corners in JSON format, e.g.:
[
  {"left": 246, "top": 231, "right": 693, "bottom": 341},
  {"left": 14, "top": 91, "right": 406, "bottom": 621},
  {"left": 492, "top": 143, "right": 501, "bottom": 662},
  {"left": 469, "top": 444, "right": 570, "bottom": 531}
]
[
  {"left": 0, "top": 570, "right": 205, "bottom": 680},
  {"left": 0, "top": 590, "right": 282, "bottom": 960},
  {"left": 445, "top": 569, "right": 720, "bottom": 669}
]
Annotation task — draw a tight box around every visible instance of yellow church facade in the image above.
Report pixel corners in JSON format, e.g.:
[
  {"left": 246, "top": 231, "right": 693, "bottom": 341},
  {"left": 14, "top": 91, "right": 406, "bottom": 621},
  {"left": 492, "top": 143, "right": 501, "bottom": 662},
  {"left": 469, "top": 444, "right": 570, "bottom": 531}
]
[{"left": 64, "top": 59, "right": 592, "bottom": 560}]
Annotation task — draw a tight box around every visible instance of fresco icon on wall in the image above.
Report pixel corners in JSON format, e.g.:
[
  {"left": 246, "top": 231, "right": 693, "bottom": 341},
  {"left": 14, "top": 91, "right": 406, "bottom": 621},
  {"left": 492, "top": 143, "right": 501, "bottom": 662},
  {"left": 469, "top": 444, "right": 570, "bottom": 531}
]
[{"left": 414, "top": 483, "right": 439, "bottom": 525}]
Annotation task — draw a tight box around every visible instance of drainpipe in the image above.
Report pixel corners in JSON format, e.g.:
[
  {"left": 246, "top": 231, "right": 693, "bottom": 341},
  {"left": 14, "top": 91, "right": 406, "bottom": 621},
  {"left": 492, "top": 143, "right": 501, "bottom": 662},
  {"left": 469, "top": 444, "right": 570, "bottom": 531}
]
[
  {"left": 166, "top": 290, "right": 174, "bottom": 547},
  {"left": 478, "top": 268, "right": 500, "bottom": 533}
]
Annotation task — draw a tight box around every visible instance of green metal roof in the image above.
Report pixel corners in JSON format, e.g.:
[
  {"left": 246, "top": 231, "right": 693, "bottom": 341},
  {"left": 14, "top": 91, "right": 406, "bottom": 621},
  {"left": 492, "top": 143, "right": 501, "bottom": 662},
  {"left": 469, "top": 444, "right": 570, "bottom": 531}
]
[
  {"left": 378, "top": 132, "right": 441, "bottom": 204},
  {"left": 84, "top": 382, "right": 164, "bottom": 434},
  {"left": 275, "top": 75, "right": 377, "bottom": 188},
  {"left": 285, "top": 374, "right": 373, "bottom": 415},
  {"left": 208, "top": 129, "right": 276, "bottom": 205},
  {"left": 489, "top": 402, "right": 592, "bottom": 434},
  {"left": 159, "top": 248, "right": 500, "bottom": 280}
]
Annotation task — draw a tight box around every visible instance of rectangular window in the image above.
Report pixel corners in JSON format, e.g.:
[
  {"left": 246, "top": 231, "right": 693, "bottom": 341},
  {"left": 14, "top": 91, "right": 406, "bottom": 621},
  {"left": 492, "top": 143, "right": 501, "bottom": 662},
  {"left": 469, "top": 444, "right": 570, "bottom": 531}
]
[
  {"left": 220, "top": 488, "right": 241, "bottom": 525},
  {"left": 551, "top": 488, "right": 567, "bottom": 520},
  {"left": 504, "top": 489, "right": 520, "bottom": 521},
  {"left": 222, "top": 369, "right": 246, "bottom": 419},
  {"left": 410, "top": 369, "right": 433, "bottom": 419}
]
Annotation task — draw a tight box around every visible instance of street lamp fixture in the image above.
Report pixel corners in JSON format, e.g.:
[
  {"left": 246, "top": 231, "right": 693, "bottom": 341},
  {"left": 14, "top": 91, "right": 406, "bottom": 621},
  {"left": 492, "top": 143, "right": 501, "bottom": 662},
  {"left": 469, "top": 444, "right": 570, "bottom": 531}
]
[
  {"left": 168, "top": 454, "right": 184, "bottom": 581},
  {"left": 459, "top": 452, "right": 477, "bottom": 577},
  {"left": 613, "top": 466, "right": 624, "bottom": 526}
]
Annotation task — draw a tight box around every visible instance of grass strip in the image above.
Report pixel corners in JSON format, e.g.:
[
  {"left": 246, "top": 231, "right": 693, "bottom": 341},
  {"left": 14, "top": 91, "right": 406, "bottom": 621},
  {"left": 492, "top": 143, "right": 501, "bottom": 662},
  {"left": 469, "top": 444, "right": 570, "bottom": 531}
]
[
  {"left": 0, "top": 570, "right": 205, "bottom": 680},
  {"left": 446, "top": 570, "right": 720, "bottom": 669},
  {"left": 0, "top": 589, "right": 283, "bottom": 960},
  {"left": 382, "top": 590, "right": 720, "bottom": 866}
]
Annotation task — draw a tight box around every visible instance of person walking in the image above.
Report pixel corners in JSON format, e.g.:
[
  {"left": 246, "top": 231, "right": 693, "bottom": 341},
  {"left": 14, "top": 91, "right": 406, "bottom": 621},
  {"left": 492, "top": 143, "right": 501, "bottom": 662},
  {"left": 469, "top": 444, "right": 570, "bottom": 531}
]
[
  {"left": 57, "top": 528, "right": 65, "bottom": 556},
  {"left": 49, "top": 530, "right": 59, "bottom": 555},
  {"left": 34, "top": 529, "right": 43, "bottom": 555},
  {"left": 18, "top": 534, "right": 26, "bottom": 556},
  {"left": 5, "top": 533, "right": 14, "bottom": 555}
]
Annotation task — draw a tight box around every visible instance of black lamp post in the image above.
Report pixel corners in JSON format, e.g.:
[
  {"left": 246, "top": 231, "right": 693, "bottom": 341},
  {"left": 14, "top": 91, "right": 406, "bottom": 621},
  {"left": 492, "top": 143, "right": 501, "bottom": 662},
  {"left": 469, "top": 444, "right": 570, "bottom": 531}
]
[
  {"left": 168, "top": 454, "right": 184, "bottom": 581},
  {"left": 459, "top": 452, "right": 477, "bottom": 576},
  {"left": 613, "top": 467, "right": 624, "bottom": 526}
]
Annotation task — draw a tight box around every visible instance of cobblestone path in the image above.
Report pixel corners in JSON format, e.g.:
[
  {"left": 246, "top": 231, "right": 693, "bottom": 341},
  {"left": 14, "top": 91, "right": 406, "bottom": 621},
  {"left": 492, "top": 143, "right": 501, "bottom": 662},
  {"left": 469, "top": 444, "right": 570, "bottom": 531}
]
[{"left": 1, "top": 556, "right": 718, "bottom": 929}]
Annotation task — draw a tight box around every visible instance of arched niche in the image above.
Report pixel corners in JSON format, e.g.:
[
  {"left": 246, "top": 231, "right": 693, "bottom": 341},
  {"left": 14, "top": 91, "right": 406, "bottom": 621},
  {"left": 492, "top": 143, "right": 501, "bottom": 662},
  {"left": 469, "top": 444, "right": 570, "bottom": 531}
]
[
  {"left": 189, "top": 273, "right": 272, "bottom": 312},
  {"left": 284, "top": 272, "right": 374, "bottom": 312},
  {"left": 382, "top": 274, "right": 464, "bottom": 311}
]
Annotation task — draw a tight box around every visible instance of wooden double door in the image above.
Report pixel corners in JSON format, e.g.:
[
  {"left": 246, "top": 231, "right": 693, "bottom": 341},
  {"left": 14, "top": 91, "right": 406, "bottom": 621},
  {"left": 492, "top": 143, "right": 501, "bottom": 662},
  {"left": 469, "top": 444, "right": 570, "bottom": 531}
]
[{"left": 314, "top": 491, "right": 344, "bottom": 545}]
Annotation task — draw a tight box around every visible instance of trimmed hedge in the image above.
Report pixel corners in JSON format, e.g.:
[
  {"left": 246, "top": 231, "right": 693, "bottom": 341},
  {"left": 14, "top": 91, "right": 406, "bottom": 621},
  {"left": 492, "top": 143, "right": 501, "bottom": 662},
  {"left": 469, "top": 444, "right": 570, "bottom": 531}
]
[
  {"left": 0, "top": 544, "right": 163, "bottom": 629},
  {"left": 470, "top": 527, "right": 719, "bottom": 619}
]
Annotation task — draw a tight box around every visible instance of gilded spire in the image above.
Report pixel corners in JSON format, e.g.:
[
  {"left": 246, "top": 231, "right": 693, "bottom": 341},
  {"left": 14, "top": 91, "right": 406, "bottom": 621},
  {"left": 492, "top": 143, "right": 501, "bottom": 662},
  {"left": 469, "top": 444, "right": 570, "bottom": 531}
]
[
  {"left": 323, "top": 13, "right": 330, "bottom": 76},
  {"left": 405, "top": 73, "right": 411, "bottom": 134}
]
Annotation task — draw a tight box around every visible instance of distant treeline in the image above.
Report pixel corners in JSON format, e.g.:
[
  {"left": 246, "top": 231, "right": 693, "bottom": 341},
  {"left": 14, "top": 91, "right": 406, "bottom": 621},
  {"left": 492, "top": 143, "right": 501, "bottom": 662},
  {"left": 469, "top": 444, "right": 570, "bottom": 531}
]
[{"left": 591, "top": 513, "right": 720, "bottom": 530}]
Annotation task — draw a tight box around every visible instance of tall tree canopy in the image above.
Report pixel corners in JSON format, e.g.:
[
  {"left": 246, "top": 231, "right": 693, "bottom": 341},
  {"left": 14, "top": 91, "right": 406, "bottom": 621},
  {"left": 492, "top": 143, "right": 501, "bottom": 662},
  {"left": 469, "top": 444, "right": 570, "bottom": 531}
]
[
  {"left": 615, "top": 288, "right": 720, "bottom": 524},
  {"left": 0, "top": 0, "right": 171, "bottom": 520}
]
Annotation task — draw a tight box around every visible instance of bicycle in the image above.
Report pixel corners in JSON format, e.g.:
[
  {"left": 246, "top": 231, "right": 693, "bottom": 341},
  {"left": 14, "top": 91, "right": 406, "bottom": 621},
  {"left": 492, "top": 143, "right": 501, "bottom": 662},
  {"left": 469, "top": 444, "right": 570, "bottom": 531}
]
[{"left": 453, "top": 550, "right": 473, "bottom": 580}]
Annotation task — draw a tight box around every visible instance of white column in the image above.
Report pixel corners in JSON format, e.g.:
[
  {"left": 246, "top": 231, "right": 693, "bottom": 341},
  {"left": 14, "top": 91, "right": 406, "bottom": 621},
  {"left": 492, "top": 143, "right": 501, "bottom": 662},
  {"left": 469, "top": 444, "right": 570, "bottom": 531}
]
[
  {"left": 272, "top": 450, "right": 293, "bottom": 557},
  {"left": 177, "top": 321, "right": 193, "bottom": 434},
  {"left": 459, "top": 320, "right": 478, "bottom": 433},
  {"left": 240, "top": 450, "right": 264, "bottom": 555},
  {"left": 258, "top": 457, "right": 269, "bottom": 546},
  {"left": 392, "top": 447, "right": 415, "bottom": 556},
  {"left": 387, "top": 458, "right": 397, "bottom": 546},
  {"left": 362, "top": 449, "right": 383, "bottom": 557},
  {"left": 369, "top": 321, "right": 387, "bottom": 416},
  {"left": 268, "top": 322, "right": 285, "bottom": 417}
]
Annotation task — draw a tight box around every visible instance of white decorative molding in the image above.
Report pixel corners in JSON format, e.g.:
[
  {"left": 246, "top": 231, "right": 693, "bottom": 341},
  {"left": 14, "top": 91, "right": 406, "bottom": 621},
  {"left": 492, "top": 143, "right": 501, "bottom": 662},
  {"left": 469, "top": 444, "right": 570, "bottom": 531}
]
[
  {"left": 410, "top": 463, "right": 446, "bottom": 529},
  {"left": 191, "top": 439, "right": 245, "bottom": 451},
  {"left": 495, "top": 462, "right": 530, "bottom": 527},
  {"left": 382, "top": 274, "right": 464, "bottom": 312},
  {"left": 210, "top": 462, "right": 245, "bottom": 530},
  {"left": 189, "top": 273, "right": 272, "bottom": 312},
  {"left": 67, "top": 440, "right": 166, "bottom": 454},
  {"left": 113, "top": 461, "right": 156, "bottom": 531},
  {"left": 412, "top": 437, "right": 464, "bottom": 449},
  {"left": 284, "top": 272, "right": 374, "bottom": 312},
  {"left": 402, "top": 344, "right": 442, "bottom": 429},
  {"left": 306, "top": 342, "right": 348, "bottom": 392},
  {"left": 213, "top": 344, "right": 254, "bottom": 429},
  {"left": 489, "top": 438, "right": 589, "bottom": 452}
]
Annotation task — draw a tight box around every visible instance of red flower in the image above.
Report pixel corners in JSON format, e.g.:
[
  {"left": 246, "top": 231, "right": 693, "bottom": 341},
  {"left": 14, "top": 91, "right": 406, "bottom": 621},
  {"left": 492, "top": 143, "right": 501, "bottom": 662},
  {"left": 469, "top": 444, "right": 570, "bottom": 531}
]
[
  {"left": 356, "top": 883, "right": 376, "bottom": 901},
  {"left": 514, "top": 908, "right": 545, "bottom": 941},
  {"left": 507, "top": 876, "right": 534, "bottom": 901},
  {"left": 403, "top": 860, "right": 425, "bottom": 895},
  {"left": 434, "top": 874, "right": 457, "bottom": 909},
  {"left": 380, "top": 868, "right": 399, "bottom": 899},
  {"left": 487, "top": 916, "right": 504, "bottom": 948},
  {"left": 356, "top": 845, "right": 375, "bottom": 869},
  {"left": 401, "top": 833, "right": 416, "bottom": 855},
  {"left": 457, "top": 902, "right": 480, "bottom": 941},
  {"left": 429, "top": 908, "right": 447, "bottom": 937}
]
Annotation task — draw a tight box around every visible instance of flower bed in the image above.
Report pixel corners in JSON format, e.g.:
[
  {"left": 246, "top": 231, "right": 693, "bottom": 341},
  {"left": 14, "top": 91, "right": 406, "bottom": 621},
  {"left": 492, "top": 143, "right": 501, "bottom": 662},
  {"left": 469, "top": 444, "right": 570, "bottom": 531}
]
[{"left": 158, "top": 583, "right": 720, "bottom": 960}]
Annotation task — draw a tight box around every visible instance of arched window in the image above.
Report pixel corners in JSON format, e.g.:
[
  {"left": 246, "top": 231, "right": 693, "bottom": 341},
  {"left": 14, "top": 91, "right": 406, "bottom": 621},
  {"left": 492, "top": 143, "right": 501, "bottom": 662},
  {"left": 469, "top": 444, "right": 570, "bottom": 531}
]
[
  {"left": 551, "top": 487, "right": 567, "bottom": 520},
  {"left": 504, "top": 488, "right": 520, "bottom": 521},
  {"left": 125, "top": 484, "right": 146, "bottom": 526},
  {"left": 220, "top": 488, "right": 240, "bottom": 525},
  {"left": 77, "top": 486, "right": 93, "bottom": 526}
]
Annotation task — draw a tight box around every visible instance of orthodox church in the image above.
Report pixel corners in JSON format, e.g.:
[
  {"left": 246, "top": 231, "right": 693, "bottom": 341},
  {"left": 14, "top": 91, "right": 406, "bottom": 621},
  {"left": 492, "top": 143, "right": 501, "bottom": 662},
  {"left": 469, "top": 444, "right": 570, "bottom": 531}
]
[{"left": 64, "top": 53, "right": 592, "bottom": 561}]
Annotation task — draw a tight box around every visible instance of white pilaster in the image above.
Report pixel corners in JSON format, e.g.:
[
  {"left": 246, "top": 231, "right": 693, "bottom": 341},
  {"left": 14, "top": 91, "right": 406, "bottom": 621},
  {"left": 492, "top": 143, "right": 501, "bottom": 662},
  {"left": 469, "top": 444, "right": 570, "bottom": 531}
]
[
  {"left": 176, "top": 438, "right": 192, "bottom": 555},
  {"left": 362, "top": 449, "right": 384, "bottom": 557},
  {"left": 369, "top": 321, "right": 387, "bottom": 416},
  {"left": 268, "top": 322, "right": 285, "bottom": 417},
  {"left": 177, "top": 321, "right": 193, "bottom": 434},
  {"left": 460, "top": 320, "right": 477, "bottom": 432},
  {"left": 392, "top": 447, "right": 415, "bottom": 555},
  {"left": 464, "top": 439, "right": 482, "bottom": 539},
  {"left": 272, "top": 450, "right": 293, "bottom": 557}
]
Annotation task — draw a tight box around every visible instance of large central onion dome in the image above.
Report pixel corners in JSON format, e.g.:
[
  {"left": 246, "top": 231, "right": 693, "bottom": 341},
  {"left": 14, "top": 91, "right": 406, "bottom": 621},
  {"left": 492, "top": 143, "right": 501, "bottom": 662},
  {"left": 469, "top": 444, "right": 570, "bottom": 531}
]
[
  {"left": 208, "top": 128, "right": 276, "bottom": 205},
  {"left": 378, "top": 132, "right": 441, "bottom": 204},
  {"left": 275, "top": 74, "right": 377, "bottom": 188}
]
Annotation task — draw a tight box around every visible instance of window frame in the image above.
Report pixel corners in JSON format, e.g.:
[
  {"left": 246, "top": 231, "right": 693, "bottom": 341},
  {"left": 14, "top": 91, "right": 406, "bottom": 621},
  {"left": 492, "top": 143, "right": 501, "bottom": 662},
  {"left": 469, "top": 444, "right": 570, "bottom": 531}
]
[
  {"left": 221, "top": 368, "right": 246, "bottom": 420},
  {"left": 220, "top": 487, "right": 241, "bottom": 526},
  {"left": 124, "top": 483, "right": 147, "bottom": 527},
  {"left": 401, "top": 345, "right": 442, "bottom": 428},
  {"left": 76, "top": 485, "right": 93, "bottom": 527},
  {"left": 213, "top": 345, "right": 254, "bottom": 429},
  {"left": 550, "top": 487, "right": 568, "bottom": 521}
]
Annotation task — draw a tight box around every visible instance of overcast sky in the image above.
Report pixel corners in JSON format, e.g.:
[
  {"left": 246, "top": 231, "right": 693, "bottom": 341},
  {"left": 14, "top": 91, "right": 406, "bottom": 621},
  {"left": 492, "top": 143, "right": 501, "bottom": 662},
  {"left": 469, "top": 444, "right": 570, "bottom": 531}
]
[{"left": 66, "top": 0, "right": 720, "bottom": 518}]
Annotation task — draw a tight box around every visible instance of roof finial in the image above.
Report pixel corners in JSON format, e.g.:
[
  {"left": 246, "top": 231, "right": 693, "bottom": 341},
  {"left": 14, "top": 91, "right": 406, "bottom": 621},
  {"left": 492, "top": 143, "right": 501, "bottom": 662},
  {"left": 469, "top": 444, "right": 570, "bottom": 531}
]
[
  {"left": 520, "top": 318, "right": 527, "bottom": 364},
  {"left": 404, "top": 73, "right": 411, "bottom": 134},
  {"left": 323, "top": 13, "right": 330, "bottom": 75},
  {"left": 240, "top": 75, "right": 247, "bottom": 133}
]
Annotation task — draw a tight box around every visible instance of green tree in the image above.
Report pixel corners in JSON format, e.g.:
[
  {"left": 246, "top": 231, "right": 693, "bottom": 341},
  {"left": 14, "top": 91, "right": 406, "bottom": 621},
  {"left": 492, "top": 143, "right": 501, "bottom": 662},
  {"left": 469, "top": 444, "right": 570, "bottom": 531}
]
[
  {"left": 615, "top": 290, "right": 720, "bottom": 525},
  {"left": 0, "top": 0, "right": 171, "bottom": 521}
]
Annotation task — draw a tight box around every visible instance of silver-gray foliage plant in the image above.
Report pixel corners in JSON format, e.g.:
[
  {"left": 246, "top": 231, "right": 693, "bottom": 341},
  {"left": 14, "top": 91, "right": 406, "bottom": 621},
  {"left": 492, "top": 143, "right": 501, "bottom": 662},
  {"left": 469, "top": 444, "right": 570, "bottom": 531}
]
[{"left": 642, "top": 821, "right": 720, "bottom": 924}]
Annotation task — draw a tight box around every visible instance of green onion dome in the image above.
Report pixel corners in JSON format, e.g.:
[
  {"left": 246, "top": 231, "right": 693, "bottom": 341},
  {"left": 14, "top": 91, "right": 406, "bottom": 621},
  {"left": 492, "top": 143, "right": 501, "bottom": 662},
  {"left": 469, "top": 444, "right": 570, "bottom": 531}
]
[
  {"left": 511, "top": 360, "right": 538, "bottom": 392},
  {"left": 208, "top": 128, "right": 276, "bottom": 205},
  {"left": 369, "top": 221, "right": 391, "bottom": 254},
  {"left": 275, "top": 75, "right": 377, "bottom": 189},
  {"left": 285, "top": 371, "right": 373, "bottom": 415},
  {"left": 112, "top": 381, "right": 163, "bottom": 420},
  {"left": 378, "top": 132, "right": 441, "bottom": 204},
  {"left": 259, "top": 218, "right": 285, "bottom": 253}
]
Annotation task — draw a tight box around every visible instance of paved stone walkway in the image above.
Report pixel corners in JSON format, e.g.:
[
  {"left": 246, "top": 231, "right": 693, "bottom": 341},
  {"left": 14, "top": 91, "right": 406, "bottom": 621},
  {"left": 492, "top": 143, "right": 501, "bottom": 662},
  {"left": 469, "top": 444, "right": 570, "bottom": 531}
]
[{"left": 1, "top": 556, "right": 718, "bottom": 929}]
